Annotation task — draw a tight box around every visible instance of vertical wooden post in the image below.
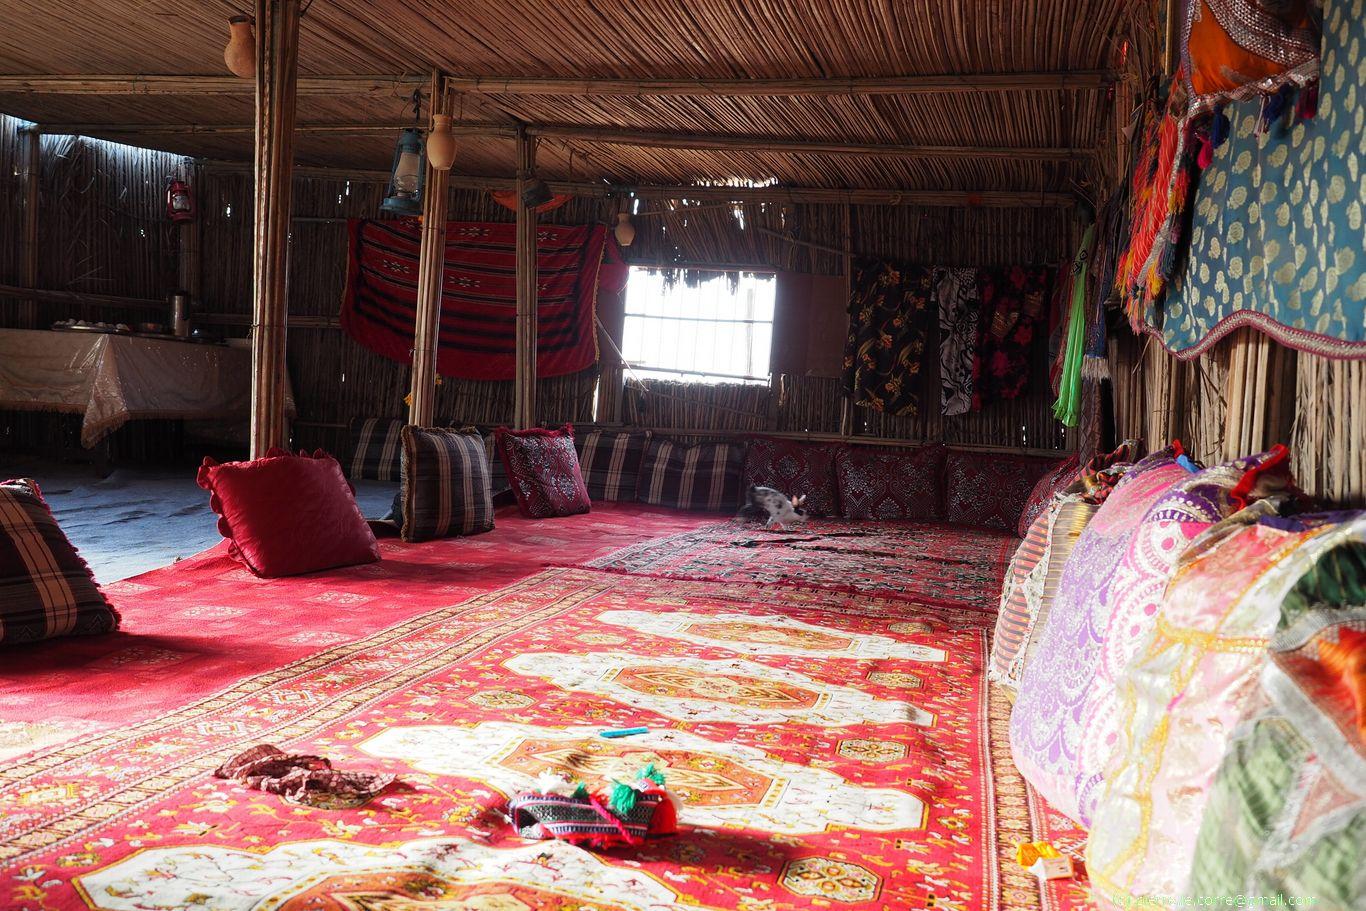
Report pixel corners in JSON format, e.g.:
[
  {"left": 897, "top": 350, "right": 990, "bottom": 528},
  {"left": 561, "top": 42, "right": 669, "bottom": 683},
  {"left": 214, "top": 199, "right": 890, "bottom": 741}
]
[
  {"left": 1162, "top": 0, "right": 1181, "bottom": 76},
  {"left": 409, "top": 74, "right": 450, "bottom": 428},
  {"left": 249, "top": 0, "right": 300, "bottom": 458},
  {"left": 20, "top": 129, "right": 40, "bottom": 328},
  {"left": 838, "top": 203, "right": 854, "bottom": 436},
  {"left": 513, "top": 125, "right": 538, "bottom": 429}
]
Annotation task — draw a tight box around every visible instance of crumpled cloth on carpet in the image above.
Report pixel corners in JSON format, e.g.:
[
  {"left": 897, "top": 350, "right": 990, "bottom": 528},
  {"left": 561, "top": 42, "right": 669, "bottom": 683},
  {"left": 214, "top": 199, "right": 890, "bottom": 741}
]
[{"left": 214, "top": 744, "right": 396, "bottom": 808}]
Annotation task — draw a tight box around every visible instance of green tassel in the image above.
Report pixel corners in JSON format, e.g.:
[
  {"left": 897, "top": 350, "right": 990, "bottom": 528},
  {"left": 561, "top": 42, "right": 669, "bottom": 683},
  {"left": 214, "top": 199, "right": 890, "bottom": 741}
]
[
  {"left": 639, "top": 764, "right": 666, "bottom": 787},
  {"left": 571, "top": 782, "right": 588, "bottom": 799},
  {"left": 608, "top": 779, "right": 639, "bottom": 817}
]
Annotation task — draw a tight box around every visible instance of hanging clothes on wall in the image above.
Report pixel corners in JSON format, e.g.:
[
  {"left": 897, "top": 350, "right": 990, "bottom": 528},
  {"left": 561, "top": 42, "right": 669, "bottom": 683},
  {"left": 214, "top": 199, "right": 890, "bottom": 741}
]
[
  {"left": 841, "top": 260, "right": 934, "bottom": 417},
  {"left": 971, "top": 265, "right": 1052, "bottom": 410},
  {"left": 934, "top": 267, "right": 980, "bottom": 417},
  {"left": 1053, "top": 224, "right": 1095, "bottom": 427},
  {"left": 1183, "top": 0, "right": 1321, "bottom": 115}
]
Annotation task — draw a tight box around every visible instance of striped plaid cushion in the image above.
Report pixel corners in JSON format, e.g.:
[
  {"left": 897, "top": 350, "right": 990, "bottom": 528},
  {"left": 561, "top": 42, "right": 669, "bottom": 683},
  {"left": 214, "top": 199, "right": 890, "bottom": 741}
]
[
  {"left": 349, "top": 418, "right": 404, "bottom": 481},
  {"left": 636, "top": 439, "right": 746, "bottom": 512},
  {"left": 399, "top": 427, "right": 496, "bottom": 542},
  {"left": 574, "top": 430, "right": 651, "bottom": 502},
  {"left": 0, "top": 479, "right": 119, "bottom": 644},
  {"left": 990, "top": 501, "right": 1056, "bottom": 690}
]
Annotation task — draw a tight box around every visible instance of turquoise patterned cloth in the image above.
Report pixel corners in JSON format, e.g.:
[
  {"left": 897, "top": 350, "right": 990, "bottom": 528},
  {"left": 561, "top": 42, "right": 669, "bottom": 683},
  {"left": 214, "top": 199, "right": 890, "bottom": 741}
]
[{"left": 1157, "top": 0, "right": 1366, "bottom": 358}]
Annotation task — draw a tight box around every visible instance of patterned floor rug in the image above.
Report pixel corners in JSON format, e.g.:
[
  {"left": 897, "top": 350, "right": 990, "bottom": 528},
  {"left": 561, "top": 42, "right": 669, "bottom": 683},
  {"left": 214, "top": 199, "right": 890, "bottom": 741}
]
[
  {"left": 582, "top": 518, "right": 1020, "bottom": 611},
  {"left": 0, "top": 566, "right": 1053, "bottom": 911}
]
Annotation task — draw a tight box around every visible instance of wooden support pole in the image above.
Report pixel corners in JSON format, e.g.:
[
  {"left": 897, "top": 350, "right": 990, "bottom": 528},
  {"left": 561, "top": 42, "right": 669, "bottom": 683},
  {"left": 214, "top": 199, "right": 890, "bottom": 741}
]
[
  {"left": 249, "top": 0, "right": 301, "bottom": 458},
  {"left": 408, "top": 73, "right": 450, "bottom": 429},
  {"left": 839, "top": 203, "right": 855, "bottom": 437},
  {"left": 514, "top": 126, "right": 538, "bottom": 429},
  {"left": 0, "top": 70, "right": 1115, "bottom": 97},
  {"left": 20, "top": 130, "right": 40, "bottom": 328}
]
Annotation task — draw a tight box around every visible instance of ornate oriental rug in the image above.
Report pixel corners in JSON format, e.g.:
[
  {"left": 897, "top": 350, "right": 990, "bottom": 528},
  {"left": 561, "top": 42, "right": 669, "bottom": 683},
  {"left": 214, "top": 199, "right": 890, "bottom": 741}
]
[
  {"left": 0, "top": 566, "right": 1056, "bottom": 911},
  {"left": 582, "top": 518, "right": 1019, "bottom": 611}
]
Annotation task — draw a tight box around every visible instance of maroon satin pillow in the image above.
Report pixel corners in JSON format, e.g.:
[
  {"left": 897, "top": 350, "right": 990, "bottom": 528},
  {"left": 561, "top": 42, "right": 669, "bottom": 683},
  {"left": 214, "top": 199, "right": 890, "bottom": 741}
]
[
  {"left": 495, "top": 425, "right": 591, "bottom": 519},
  {"left": 197, "top": 448, "right": 380, "bottom": 578}
]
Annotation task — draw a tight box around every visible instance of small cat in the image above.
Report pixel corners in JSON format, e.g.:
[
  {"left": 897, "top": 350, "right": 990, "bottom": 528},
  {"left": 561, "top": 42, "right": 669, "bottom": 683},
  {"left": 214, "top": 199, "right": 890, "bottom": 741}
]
[{"left": 737, "top": 485, "right": 809, "bottom": 531}]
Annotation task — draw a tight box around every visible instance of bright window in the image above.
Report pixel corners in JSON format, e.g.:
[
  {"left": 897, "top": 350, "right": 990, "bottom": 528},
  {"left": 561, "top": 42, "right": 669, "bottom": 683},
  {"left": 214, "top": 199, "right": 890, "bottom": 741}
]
[{"left": 620, "top": 268, "right": 775, "bottom": 384}]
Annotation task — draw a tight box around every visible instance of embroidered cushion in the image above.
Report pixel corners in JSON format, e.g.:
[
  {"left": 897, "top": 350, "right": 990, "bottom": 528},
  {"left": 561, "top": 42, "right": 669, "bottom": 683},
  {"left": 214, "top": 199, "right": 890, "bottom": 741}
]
[
  {"left": 1188, "top": 609, "right": 1366, "bottom": 909},
  {"left": 944, "top": 449, "right": 1068, "bottom": 532},
  {"left": 835, "top": 443, "right": 945, "bottom": 521},
  {"left": 399, "top": 426, "right": 495, "bottom": 542},
  {"left": 742, "top": 437, "right": 841, "bottom": 517},
  {"left": 574, "top": 430, "right": 651, "bottom": 502},
  {"left": 496, "top": 425, "right": 591, "bottom": 519},
  {"left": 1075, "top": 446, "right": 1298, "bottom": 822},
  {"left": 198, "top": 449, "right": 380, "bottom": 577},
  {"left": 1086, "top": 512, "right": 1362, "bottom": 910},
  {"left": 1016, "top": 453, "right": 1081, "bottom": 537},
  {"left": 991, "top": 493, "right": 1102, "bottom": 692},
  {"left": 1009, "top": 447, "right": 1189, "bottom": 822},
  {"left": 0, "top": 479, "right": 119, "bottom": 644},
  {"left": 636, "top": 439, "right": 745, "bottom": 512},
  {"left": 348, "top": 417, "right": 404, "bottom": 481}
]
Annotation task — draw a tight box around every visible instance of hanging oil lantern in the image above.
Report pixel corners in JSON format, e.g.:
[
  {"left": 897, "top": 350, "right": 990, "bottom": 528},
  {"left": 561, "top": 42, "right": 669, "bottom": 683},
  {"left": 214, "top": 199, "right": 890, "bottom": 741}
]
[
  {"left": 166, "top": 179, "right": 195, "bottom": 223},
  {"left": 381, "top": 128, "right": 426, "bottom": 216}
]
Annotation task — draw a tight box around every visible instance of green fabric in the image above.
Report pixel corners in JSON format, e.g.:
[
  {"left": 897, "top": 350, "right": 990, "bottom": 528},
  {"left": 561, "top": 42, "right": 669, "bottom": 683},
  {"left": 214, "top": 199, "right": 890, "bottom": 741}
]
[
  {"left": 1052, "top": 224, "right": 1094, "bottom": 426},
  {"left": 1278, "top": 540, "right": 1366, "bottom": 630}
]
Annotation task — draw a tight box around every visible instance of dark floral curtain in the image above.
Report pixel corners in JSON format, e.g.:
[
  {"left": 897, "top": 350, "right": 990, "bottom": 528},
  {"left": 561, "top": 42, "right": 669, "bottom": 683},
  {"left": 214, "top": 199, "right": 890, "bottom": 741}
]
[
  {"left": 971, "top": 265, "right": 1052, "bottom": 410},
  {"left": 841, "top": 260, "right": 934, "bottom": 417}
]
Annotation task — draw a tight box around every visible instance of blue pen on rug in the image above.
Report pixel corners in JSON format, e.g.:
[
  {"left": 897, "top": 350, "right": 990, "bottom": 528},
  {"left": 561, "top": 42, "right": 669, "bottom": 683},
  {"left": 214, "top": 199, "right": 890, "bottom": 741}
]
[{"left": 599, "top": 727, "right": 649, "bottom": 739}]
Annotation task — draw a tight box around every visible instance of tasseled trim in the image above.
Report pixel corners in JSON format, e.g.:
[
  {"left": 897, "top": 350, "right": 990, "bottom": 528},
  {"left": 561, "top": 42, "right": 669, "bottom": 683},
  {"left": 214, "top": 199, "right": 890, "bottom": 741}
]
[{"left": 1081, "top": 356, "right": 1111, "bottom": 381}]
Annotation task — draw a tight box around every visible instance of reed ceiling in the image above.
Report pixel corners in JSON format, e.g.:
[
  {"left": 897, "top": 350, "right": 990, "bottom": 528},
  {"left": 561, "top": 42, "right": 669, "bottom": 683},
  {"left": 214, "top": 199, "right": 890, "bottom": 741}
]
[{"left": 0, "top": 0, "right": 1132, "bottom": 193}]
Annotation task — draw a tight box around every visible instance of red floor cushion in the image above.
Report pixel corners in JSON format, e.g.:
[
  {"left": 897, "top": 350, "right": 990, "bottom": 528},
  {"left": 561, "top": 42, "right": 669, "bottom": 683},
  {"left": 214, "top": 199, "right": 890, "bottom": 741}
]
[
  {"left": 198, "top": 448, "right": 380, "bottom": 577},
  {"left": 0, "top": 479, "right": 120, "bottom": 644},
  {"left": 1016, "top": 453, "right": 1081, "bottom": 537},
  {"left": 742, "top": 436, "right": 841, "bottom": 517},
  {"left": 637, "top": 439, "right": 746, "bottom": 511},
  {"left": 835, "top": 443, "right": 945, "bottom": 520},
  {"left": 944, "top": 449, "right": 1068, "bottom": 532},
  {"left": 496, "top": 425, "right": 591, "bottom": 519}
]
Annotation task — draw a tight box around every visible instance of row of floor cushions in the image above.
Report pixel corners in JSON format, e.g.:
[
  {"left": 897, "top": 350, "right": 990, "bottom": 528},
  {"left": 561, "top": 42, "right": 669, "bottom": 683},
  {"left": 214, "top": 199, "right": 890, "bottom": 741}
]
[
  {"left": 0, "top": 479, "right": 120, "bottom": 645},
  {"left": 350, "top": 417, "right": 1075, "bottom": 534},
  {"left": 992, "top": 442, "right": 1366, "bottom": 908}
]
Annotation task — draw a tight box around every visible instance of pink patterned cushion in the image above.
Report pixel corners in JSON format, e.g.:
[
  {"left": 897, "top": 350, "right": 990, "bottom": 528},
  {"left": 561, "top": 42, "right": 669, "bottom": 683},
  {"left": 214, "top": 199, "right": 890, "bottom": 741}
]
[
  {"left": 1016, "top": 454, "right": 1081, "bottom": 537},
  {"left": 835, "top": 444, "right": 945, "bottom": 521},
  {"left": 495, "top": 425, "right": 591, "bottom": 519},
  {"left": 1008, "top": 447, "right": 1188, "bottom": 823},
  {"left": 944, "top": 449, "right": 1067, "bottom": 532},
  {"left": 1074, "top": 445, "right": 1296, "bottom": 822},
  {"left": 742, "top": 437, "right": 840, "bottom": 517}
]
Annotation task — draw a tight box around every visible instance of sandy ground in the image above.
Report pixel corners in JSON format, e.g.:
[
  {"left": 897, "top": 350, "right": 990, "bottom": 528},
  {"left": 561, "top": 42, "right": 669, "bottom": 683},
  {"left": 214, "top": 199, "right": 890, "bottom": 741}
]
[{"left": 2, "top": 459, "right": 398, "bottom": 582}]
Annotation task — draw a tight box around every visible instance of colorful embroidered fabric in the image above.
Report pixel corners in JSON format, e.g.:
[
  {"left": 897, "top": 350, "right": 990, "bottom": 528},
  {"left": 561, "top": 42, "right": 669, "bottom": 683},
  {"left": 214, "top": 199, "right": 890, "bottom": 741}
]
[
  {"left": 1017, "top": 454, "right": 1082, "bottom": 538},
  {"left": 0, "top": 479, "right": 119, "bottom": 644},
  {"left": 971, "top": 266, "right": 1051, "bottom": 409},
  {"left": 1075, "top": 446, "right": 1297, "bottom": 823},
  {"left": 1087, "top": 513, "right": 1364, "bottom": 910},
  {"left": 841, "top": 261, "right": 934, "bottom": 417},
  {"left": 741, "top": 437, "right": 841, "bottom": 518},
  {"left": 1160, "top": 0, "right": 1366, "bottom": 359},
  {"left": 1189, "top": 607, "right": 1366, "bottom": 907},
  {"left": 1183, "top": 0, "right": 1322, "bottom": 113},
  {"left": 835, "top": 443, "right": 946, "bottom": 521},
  {"left": 934, "top": 266, "right": 980, "bottom": 416},
  {"left": 1009, "top": 447, "right": 1188, "bottom": 822},
  {"left": 1073, "top": 440, "right": 1138, "bottom": 503},
  {"left": 496, "top": 425, "right": 591, "bottom": 519},
  {"left": 943, "top": 449, "right": 1067, "bottom": 533}
]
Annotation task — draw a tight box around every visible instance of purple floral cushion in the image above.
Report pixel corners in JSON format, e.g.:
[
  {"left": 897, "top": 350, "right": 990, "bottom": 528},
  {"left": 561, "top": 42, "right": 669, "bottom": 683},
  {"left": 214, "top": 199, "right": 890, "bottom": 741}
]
[{"left": 1008, "top": 447, "right": 1189, "bottom": 823}]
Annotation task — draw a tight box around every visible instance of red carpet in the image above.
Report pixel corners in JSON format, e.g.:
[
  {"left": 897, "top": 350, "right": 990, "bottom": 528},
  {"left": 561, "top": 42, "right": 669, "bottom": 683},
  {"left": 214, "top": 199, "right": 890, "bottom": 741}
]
[{"left": 0, "top": 504, "right": 1087, "bottom": 910}]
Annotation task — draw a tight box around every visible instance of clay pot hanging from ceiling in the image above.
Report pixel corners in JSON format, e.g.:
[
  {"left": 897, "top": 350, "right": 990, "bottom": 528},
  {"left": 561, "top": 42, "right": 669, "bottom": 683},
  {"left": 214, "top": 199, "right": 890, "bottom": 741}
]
[{"left": 224, "top": 16, "right": 255, "bottom": 80}]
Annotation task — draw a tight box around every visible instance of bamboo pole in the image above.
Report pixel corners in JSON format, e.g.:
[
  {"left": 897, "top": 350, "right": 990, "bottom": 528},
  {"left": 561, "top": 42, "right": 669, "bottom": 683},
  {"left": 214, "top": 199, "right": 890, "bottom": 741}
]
[
  {"left": 37, "top": 121, "right": 509, "bottom": 137},
  {"left": 249, "top": 0, "right": 301, "bottom": 458},
  {"left": 514, "top": 125, "right": 538, "bottom": 429},
  {"left": 0, "top": 70, "right": 1116, "bottom": 97},
  {"left": 21, "top": 130, "right": 40, "bottom": 328},
  {"left": 408, "top": 73, "right": 450, "bottom": 428}
]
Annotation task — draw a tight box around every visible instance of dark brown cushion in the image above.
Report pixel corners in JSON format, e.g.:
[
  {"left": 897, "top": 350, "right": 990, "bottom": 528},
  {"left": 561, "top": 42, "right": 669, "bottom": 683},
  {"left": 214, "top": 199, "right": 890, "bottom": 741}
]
[{"left": 399, "top": 426, "right": 495, "bottom": 542}]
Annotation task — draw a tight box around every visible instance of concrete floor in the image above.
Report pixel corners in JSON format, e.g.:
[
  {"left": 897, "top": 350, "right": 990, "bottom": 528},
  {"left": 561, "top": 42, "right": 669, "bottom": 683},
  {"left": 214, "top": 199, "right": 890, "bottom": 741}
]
[{"left": 2, "top": 459, "right": 397, "bottom": 582}]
